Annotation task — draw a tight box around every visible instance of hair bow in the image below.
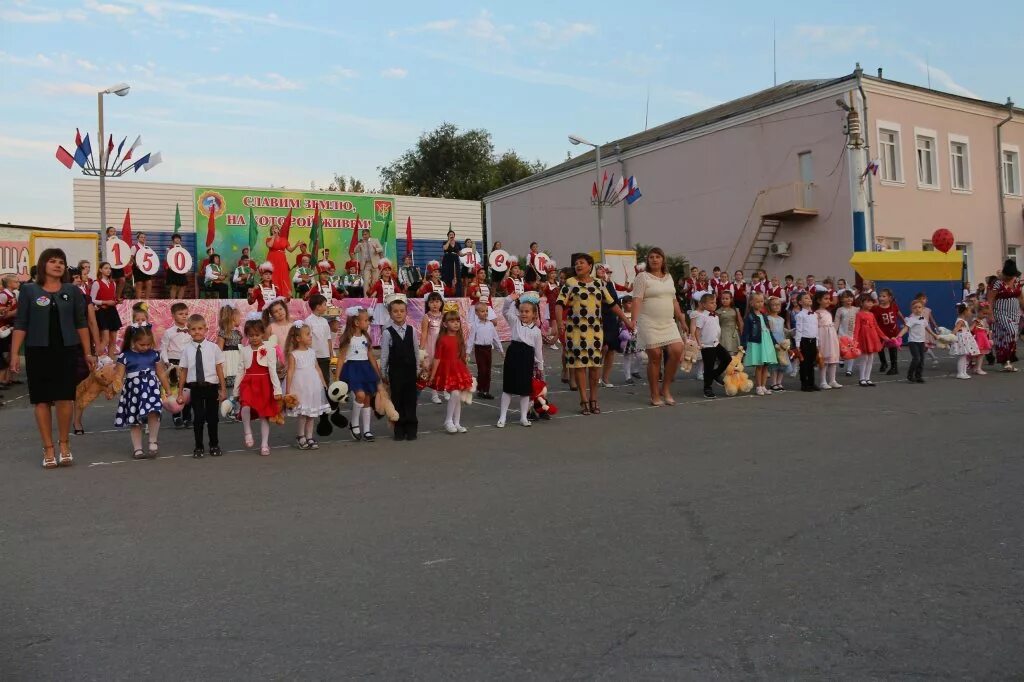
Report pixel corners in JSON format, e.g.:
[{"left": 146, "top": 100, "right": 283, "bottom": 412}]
[
  {"left": 130, "top": 321, "right": 152, "bottom": 329},
  {"left": 519, "top": 291, "right": 541, "bottom": 306},
  {"left": 292, "top": 320, "right": 305, "bottom": 329},
  {"left": 344, "top": 306, "right": 365, "bottom": 317}
]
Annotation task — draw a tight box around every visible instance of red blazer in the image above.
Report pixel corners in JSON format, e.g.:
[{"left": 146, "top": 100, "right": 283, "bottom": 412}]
[
  {"left": 305, "top": 281, "right": 345, "bottom": 302},
  {"left": 502, "top": 277, "right": 532, "bottom": 295},
  {"left": 368, "top": 278, "right": 404, "bottom": 303},
  {"left": 248, "top": 283, "right": 283, "bottom": 311}
]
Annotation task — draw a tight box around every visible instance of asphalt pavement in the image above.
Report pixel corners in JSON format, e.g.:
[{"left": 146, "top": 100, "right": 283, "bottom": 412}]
[{"left": 1, "top": 350, "right": 1022, "bottom": 680}]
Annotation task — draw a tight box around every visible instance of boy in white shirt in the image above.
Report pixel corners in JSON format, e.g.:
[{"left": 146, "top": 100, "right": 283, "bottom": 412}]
[
  {"left": 466, "top": 302, "right": 504, "bottom": 400},
  {"left": 690, "top": 293, "right": 730, "bottom": 399},
  {"left": 161, "top": 302, "right": 193, "bottom": 427},
  {"left": 793, "top": 292, "right": 819, "bottom": 392},
  {"left": 177, "top": 314, "right": 226, "bottom": 457},
  {"left": 304, "top": 294, "right": 335, "bottom": 383}
]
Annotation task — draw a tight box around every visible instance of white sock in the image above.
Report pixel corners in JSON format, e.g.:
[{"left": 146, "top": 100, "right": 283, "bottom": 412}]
[
  {"left": 445, "top": 393, "right": 458, "bottom": 424},
  {"left": 360, "top": 405, "right": 372, "bottom": 432},
  {"left": 241, "top": 406, "right": 252, "bottom": 438},
  {"left": 859, "top": 355, "right": 872, "bottom": 381},
  {"left": 827, "top": 364, "right": 837, "bottom": 383},
  {"left": 351, "top": 400, "right": 361, "bottom": 427},
  {"left": 260, "top": 419, "right": 270, "bottom": 448},
  {"left": 519, "top": 396, "right": 530, "bottom": 423},
  {"left": 694, "top": 359, "right": 703, "bottom": 376},
  {"left": 498, "top": 392, "right": 511, "bottom": 422},
  {"left": 622, "top": 354, "right": 632, "bottom": 380},
  {"left": 957, "top": 355, "right": 968, "bottom": 375},
  {"left": 450, "top": 391, "right": 463, "bottom": 426}
]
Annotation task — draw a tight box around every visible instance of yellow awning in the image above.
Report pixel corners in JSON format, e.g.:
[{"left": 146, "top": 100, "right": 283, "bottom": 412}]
[{"left": 849, "top": 250, "right": 962, "bottom": 281}]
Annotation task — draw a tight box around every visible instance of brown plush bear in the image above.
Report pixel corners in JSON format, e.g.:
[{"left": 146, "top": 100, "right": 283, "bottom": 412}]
[{"left": 75, "top": 361, "right": 126, "bottom": 411}]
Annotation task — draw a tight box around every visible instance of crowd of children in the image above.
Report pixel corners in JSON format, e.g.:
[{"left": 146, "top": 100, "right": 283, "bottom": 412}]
[{"left": 30, "top": 254, "right": 1016, "bottom": 463}]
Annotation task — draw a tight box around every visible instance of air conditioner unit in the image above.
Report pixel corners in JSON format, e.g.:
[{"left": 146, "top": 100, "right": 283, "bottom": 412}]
[{"left": 770, "top": 241, "right": 791, "bottom": 257}]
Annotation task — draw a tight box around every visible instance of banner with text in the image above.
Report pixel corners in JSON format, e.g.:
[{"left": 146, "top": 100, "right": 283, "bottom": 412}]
[{"left": 194, "top": 188, "right": 397, "bottom": 268}]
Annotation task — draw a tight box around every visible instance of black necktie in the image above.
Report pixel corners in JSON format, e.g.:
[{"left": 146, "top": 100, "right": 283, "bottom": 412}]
[{"left": 194, "top": 343, "right": 205, "bottom": 384}]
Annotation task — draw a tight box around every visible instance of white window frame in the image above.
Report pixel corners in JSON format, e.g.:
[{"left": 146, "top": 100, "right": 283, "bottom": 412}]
[
  {"left": 1008, "top": 245, "right": 1020, "bottom": 266},
  {"left": 876, "top": 120, "right": 903, "bottom": 185},
  {"left": 1002, "top": 144, "right": 1022, "bottom": 197},
  {"left": 915, "top": 127, "right": 940, "bottom": 190},
  {"left": 877, "top": 236, "right": 904, "bottom": 251},
  {"left": 956, "top": 242, "right": 973, "bottom": 284},
  {"left": 948, "top": 134, "right": 971, "bottom": 193}
]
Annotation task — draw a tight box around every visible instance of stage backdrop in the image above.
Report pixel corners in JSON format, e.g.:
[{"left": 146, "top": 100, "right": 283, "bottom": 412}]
[{"left": 193, "top": 187, "right": 397, "bottom": 267}]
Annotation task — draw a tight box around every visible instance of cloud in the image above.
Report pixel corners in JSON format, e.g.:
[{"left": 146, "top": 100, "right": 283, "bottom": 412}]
[
  {"left": 84, "top": 0, "right": 135, "bottom": 16},
  {"left": 0, "top": 135, "right": 56, "bottom": 161},
  {"left": 115, "top": 0, "right": 343, "bottom": 36},
  {"left": 794, "top": 24, "right": 878, "bottom": 53},
  {"left": 464, "top": 10, "right": 511, "bottom": 46},
  {"left": 331, "top": 66, "right": 358, "bottom": 79},
  {"left": 37, "top": 82, "right": 105, "bottom": 95},
  {"left": 530, "top": 21, "right": 596, "bottom": 46},
  {"left": 381, "top": 67, "right": 407, "bottom": 79},
  {"left": 0, "top": 6, "right": 86, "bottom": 22},
  {"left": 232, "top": 73, "right": 302, "bottom": 91},
  {"left": 903, "top": 54, "right": 979, "bottom": 99},
  {"left": 76, "top": 59, "right": 99, "bottom": 71},
  {"left": 0, "top": 51, "right": 56, "bottom": 68}
]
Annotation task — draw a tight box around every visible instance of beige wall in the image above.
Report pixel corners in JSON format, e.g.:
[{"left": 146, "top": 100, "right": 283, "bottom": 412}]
[
  {"left": 866, "top": 80, "right": 1024, "bottom": 283},
  {"left": 488, "top": 91, "right": 857, "bottom": 279}
]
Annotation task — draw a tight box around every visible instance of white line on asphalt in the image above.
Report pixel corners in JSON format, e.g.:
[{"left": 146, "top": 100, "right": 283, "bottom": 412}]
[{"left": 423, "top": 558, "right": 454, "bottom": 566}]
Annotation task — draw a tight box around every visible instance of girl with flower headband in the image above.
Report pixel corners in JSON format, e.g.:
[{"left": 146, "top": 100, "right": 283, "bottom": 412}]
[
  {"left": 421, "top": 261, "right": 452, "bottom": 300},
  {"left": 428, "top": 307, "right": 474, "bottom": 434},
  {"left": 338, "top": 306, "right": 382, "bottom": 442},
  {"left": 248, "top": 262, "right": 283, "bottom": 312},
  {"left": 285, "top": 319, "right": 332, "bottom": 450},
  {"left": 501, "top": 259, "right": 532, "bottom": 296},
  {"left": 114, "top": 324, "right": 172, "bottom": 460},
  {"left": 497, "top": 291, "right": 544, "bottom": 428},
  {"left": 466, "top": 265, "right": 496, "bottom": 321},
  {"left": 368, "top": 259, "right": 404, "bottom": 332},
  {"left": 235, "top": 317, "right": 281, "bottom": 456}
]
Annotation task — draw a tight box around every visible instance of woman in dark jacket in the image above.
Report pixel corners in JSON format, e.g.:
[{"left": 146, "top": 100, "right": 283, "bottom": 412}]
[
  {"left": 10, "top": 248, "right": 96, "bottom": 468},
  {"left": 440, "top": 230, "right": 459, "bottom": 293}
]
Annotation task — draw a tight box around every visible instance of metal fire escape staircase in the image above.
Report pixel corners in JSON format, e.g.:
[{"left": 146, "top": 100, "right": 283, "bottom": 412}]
[{"left": 732, "top": 182, "right": 818, "bottom": 276}]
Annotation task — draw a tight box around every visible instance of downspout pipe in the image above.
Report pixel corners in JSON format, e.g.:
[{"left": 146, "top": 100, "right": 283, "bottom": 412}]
[
  {"left": 855, "top": 65, "right": 876, "bottom": 247},
  {"left": 996, "top": 97, "right": 1014, "bottom": 259}
]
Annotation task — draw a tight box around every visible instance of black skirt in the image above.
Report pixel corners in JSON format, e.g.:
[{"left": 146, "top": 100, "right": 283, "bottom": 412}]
[
  {"left": 166, "top": 270, "right": 188, "bottom": 286},
  {"left": 96, "top": 305, "right": 122, "bottom": 332},
  {"left": 502, "top": 340, "right": 534, "bottom": 396},
  {"left": 134, "top": 269, "right": 152, "bottom": 282},
  {"left": 111, "top": 267, "right": 125, "bottom": 281},
  {"left": 27, "top": 343, "right": 83, "bottom": 404}
]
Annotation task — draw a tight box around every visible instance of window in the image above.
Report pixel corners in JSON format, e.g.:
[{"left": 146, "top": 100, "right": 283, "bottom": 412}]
[
  {"left": 1008, "top": 246, "right": 1020, "bottom": 266},
  {"left": 949, "top": 135, "right": 971, "bottom": 191},
  {"left": 915, "top": 130, "right": 939, "bottom": 188},
  {"left": 876, "top": 236, "right": 904, "bottom": 251},
  {"left": 957, "top": 242, "right": 973, "bottom": 284},
  {"left": 877, "top": 123, "right": 902, "bottom": 183},
  {"left": 1003, "top": 146, "right": 1021, "bottom": 196},
  {"left": 922, "top": 242, "right": 935, "bottom": 251}
]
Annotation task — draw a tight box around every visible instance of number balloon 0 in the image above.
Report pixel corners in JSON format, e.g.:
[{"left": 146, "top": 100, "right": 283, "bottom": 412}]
[{"left": 167, "top": 245, "right": 194, "bottom": 275}]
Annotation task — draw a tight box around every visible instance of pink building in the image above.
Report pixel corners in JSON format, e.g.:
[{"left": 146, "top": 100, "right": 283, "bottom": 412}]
[{"left": 484, "top": 68, "right": 1024, "bottom": 287}]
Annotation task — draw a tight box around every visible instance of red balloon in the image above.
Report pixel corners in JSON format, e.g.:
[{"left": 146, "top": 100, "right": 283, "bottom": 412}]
[{"left": 931, "top": 228, "right": 954, "bottom": 254}]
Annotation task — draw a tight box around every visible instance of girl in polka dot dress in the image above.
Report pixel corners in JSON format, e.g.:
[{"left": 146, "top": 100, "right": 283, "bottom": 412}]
[{"left": 114, "top": 325, "right": 171, "bottom": 460}]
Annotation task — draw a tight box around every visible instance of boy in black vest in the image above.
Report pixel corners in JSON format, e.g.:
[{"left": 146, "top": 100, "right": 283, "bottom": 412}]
[{"left": 379, "top": 294, "right": 419, "bottom": 441}]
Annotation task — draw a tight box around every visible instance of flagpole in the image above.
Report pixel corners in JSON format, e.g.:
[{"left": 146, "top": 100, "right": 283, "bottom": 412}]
[{"left": 98, "top": 91, "right": 108, "bottom": 252}]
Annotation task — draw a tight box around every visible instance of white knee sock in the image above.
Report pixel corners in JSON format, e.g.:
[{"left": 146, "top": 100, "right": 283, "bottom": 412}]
[
  {"left": 351, "top": 400, "right": 361, "bottom": 427},
  {"left": 519, "top": 396, "right": 530, "bottom": 424},
  {"left": 957, "top": 355, "right": 969, "bottom": 375},
  {"left": 260, "top": 419, "right": 270, "bottom": 448},
  {"left": 360, "top": 405, "right": 372, "bottom": 432},
  {"left": 622, "top": 354, "right": 632, "bottom": 380},
  {"left": 450, "top": 391, "right": 463, "bottom": 427},
  {"left": 241, "top": 406, "right": 252, "bottom": 438},
  {"left": 445, "top": 392, "right": 458, "bottom": 424},
  {"left": 858, "top": 355, "right": 872, "bottom": 381},
  {"left": 498, "top": 392, "right": 511, "bottom": 423},
  {"left": 827, "top": 364, "right": 837, "bottom": 383}
]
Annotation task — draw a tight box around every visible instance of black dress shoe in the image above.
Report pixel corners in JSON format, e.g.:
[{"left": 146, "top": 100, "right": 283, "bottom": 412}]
[
  {"left": 394, "top": 432, "right": 406, "bottom": 441},
  {"left": 703, "top": 389, "right": 716, "bottom": 399},
  {"left": 192, "top": 447, "right": 205, "bottom": 458},
  {"left": 886, "top": 367, "right": 899, "bottom": 375},
  {"left": 209, "top": 446, "right": 223, "bottom": 457},
  {"left": 406, "top": 432, "right": 418, "bottom": 441}
]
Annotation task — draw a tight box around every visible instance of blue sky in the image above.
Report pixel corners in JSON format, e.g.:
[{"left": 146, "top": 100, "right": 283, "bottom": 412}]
[{"left": 1, "top": 0, "right": 1020, "bottom": 228}]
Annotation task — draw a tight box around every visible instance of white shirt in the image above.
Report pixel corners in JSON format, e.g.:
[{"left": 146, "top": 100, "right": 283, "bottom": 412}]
[
  {"left": 693, "top": 310, "right": 722, "bottom": 348},
  {"left": 160, "top": 325, "right": 192, "bottom": 362},
  {"left": 502, "top": 297, "right": 543, "bottom": 370},
  {"left": 794, "top": 309, "right": 819, "bottom": 344},
  {"left": 691, "top": 285, "right": 715, "bottom": 305},
  {"left": 204, "top": 264, "right": 222, "bottom": 284},
  {"left": 466, "top": 316, "right": 502, "bottom": 352},
  {"left": 904, "top": 314, "right": 929, "bottom": 343},
  {"left": 345, "top": 335, "right": 370, "bottom": 362},
  {"left": 304, "top": 314, "right": 332, "bottom": 359},
  {"left": 178, "top": 339, "right": 223, "bottom": 384}
]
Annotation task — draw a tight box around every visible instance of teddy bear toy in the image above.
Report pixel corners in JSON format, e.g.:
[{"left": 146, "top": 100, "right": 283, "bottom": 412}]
[
  {"left": 269, "top": 394, "right": 299, "bottom": 425},
  {"left": 373, "top": 382, "right": 400, "bottom": 422},
  {"left": 75, "top": 357, "right": 126, "bottom": 411},
  {"left": 530, "top": 377, "right": 558, "bottom": 418},
  {"left": 460, "top": 378, "right": 478, "bottom": 405},
  {"left": 681, "top": 336, "right": 701, "bottom": 373},
  {"left": 775, "top": 338, "right": 792, "bottom": 365},
  {"left": 839, "top": 336, "right": 861, "bottom": 360},
  {"left": 162, "top": 387, "right": 189, "bottom": 414},
  {"left": 722, "top": 348, "right": 754, "bottom": 396},
  {"left": 934, "top": 327, "right": 956, "bottom": 348}
]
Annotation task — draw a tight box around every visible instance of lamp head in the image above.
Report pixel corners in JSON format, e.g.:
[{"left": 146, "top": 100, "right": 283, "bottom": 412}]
[
  {"left": 104, "top": 83, "right": 131, "bottom": 97},
  {"left": 568, "top": 134, "right": 590, "bottom": 146}
]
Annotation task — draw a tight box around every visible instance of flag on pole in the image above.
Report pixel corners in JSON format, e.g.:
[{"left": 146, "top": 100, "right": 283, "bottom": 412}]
[
  {"left": 73, "top": 144, "right": 89, "bottom": 169},
  {"left": 591, "top": 181, "right": 598, "bottom": 202},
  {"left": 347, "top": 213, "right": 360, "bottom": 256},
  {"left": 247, "top": 208, "right": 258, "bottom": 252},
  {"left": 309, "top": 206, "right": 323, "bottom": 261},
  {"left": 123, "top": 135, "right": 141, "bottom": 162},
  {"left": 121, "top": 208, "right": 133, "bottom": 243},
  {"left": 81, "top": 133, "right": 93, "bottom": 168},
  {"left": 106, "top": 134, "right": 114, "bottom": 163},
  {"left": 404, "top": 216, "right": 413, "bottom": 257},
  {"left": 132, "top": 153, "right": 151, "bottom": 173},
  {"left": 205, "top": 203, "right": 216, "bottom": 248},
  {"left": 116, "top": 136, "right": 126, "bottom": 157},
  {"left": 173, "top": 203, "right": 181, "bottom": 235},
  {"left": 75, "top": 128, "right": 82, "bottom": 147},
  {"left": 280, "top": 208, "right": 293, "bottom": 241},
  {"left": 380, "top": 212, "right": 391, "bottom": 259},
  {"left": 625, "top": 176, "right": 642, "bottom": 205},
  {"left": 55, "top": 146, "right": 74, "bottom": 169},
  {"left": 143, "top": 151, "right": 162, "bottom": 171}
]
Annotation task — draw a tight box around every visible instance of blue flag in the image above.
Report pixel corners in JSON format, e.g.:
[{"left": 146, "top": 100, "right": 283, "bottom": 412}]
[
  {"left": 80, "top": 133, "right": 92, "bottom": 164},
  {"left": 73, "top": 144, "right": 89, "bottom": 169},
  {"left": 132, "top": 153, "right": 151, "bottom": 172}
]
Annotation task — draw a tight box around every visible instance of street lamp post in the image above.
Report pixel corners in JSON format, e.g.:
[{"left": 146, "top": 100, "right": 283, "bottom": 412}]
[
  {"left": 97, "top": 83, "right": 130, "bottom": 254},
  {"left": 569, "top": 134, "right": 605, "bottom": 264}
]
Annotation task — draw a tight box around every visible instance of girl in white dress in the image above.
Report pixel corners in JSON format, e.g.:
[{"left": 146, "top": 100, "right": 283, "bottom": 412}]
[{"left": 285, "top": 321, "right": 331, "bottom": 450}]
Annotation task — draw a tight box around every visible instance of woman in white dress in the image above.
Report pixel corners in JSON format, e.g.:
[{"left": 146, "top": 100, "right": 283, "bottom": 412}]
[{"left": 631, "top": 247, "right": 687, "bottom": 406}]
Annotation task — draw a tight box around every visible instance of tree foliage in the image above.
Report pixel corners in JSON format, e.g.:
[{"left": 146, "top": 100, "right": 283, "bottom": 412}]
[
  {"left": 313, "top": 174, "right": 368, "bottom": 193},
  {"left": 378, "top": 123, "right": 545, "bottom": 201}
]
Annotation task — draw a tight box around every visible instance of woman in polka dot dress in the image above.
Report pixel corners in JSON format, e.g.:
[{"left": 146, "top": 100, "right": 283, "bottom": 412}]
[
  {"left": 114, "top": 325, "right": 171, "bottom": 460},
  {"left": 556, "top": 253, "right": 634, "bottom": 415}
]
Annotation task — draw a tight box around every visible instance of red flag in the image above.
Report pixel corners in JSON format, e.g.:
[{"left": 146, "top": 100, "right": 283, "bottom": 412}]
[
  {"left": 205, "top": 204, "right": 216, "bottom": 248},
  {"left": 404, "top": 216, "right": 413, "bottom": 257},
  {"left": 309, "top": 206, "right": 322, "bottom": 260},
  {"left": 591, "top": 181, "right": 598, "bottom": 199},
  {"left": 75, "top": 128, "right": 82, "bottom": 147},
  {"left": 55, "top": 146, "right": 74, "bottom": 169},
  {"left": 280, "top": 208, "right": 293, "bottom": 241},
  {"left": 347, "top": 213, "right": 360, "bottom": 256},
  {"left": 121, "top": 208, "right": 133, "bottom": 243},
  {"left": 107, "top": 134, "right": 114, "bottom": 155}
]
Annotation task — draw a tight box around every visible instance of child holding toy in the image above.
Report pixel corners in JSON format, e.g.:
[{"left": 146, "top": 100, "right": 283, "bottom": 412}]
[
  {"left": 619, "top": 295, "right": 642, "bottom": 385},
  {"left": 815, "top": 291, "right": 842, "bottom": 390},
  {"left": 972, "top": 304, "right": 993, "bottom": 373},
  {"left": 177, "top": 314, "right": 226, "bottom": 458},
  {"left": 115, "top": 325, "right": 171, "bottom": 459},
  {"left": 216, "top": 304, "right": 242, "bottom": 393},
  {"left": 950, "top": 303, "right": 981, "bottom": 380},
  {"left": 766, "top": 295, "right": 789, "bottom": 392},
  {"left": 793, "top": 292, "right": 819, "bottom": 392},
  {"left": 872, "top": 289, "right": 904, "bottom": 375},
  {"left": 235, "top": 318, "right": 281, "bottom": 456},
  {"left": 497, "top": 292, "right": 543, "bottom": 428},
  {"left": 285, "top": 321, "right": 332, "bottom": 450},
  {"left": 717, "top": 289, "right": 742, "bottom": 355},
  {"left": 428, "top": 309, "right": 475, "bottom": 434},
  {"left": 853, "top": 294, "right": 889, "bottom": 387},
  {"left": 338, "top": 307, "right": 382, "bottom": 442},
  {"left": 896, "top": 299, "right": 939, "bottom": 383},
  {"left": 379, "top": 294, "right": 420, "bottom": 441},
  {"left": 691, "top": 293, "right": 730, "bottom": 399},
  {"left": 834, "top": 291, "right": 857, "bottom": 376},
  {"left": 419, "top": 292, "right": 445, "bottom": 404},
  {"left": 741, "top": 293, "right": 777, "bottom": 395}
]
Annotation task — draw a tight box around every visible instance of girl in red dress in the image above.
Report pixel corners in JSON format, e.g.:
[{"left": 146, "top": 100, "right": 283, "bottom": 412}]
[
  {"left": 853, "top": 294, "right": 890, "bottom": 387},
  {"left": 420, "top": 261, "right": 452, "bottom": 299},
  {"left": 235, "top": 318, "right": 282, "bottom": 456},
  {"left": 90, "top": 261, "right": 121, "bottom": 358},
  {"left": 428, "top": 309, "right": 475, "bottom": 434},
  {"left": 367, "top": 259, "right": 404, "bottom": 330},
  {"left": 466, "top": 266, "right": 496, "bottom": 321},
  {"left": 265, "top": 223, "right": 299, "bottom": 296}
]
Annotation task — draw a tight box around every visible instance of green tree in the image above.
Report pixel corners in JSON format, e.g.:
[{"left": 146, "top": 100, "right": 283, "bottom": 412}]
[{"left": 378, "top": 123, "right": 545, "bottom": 201}]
